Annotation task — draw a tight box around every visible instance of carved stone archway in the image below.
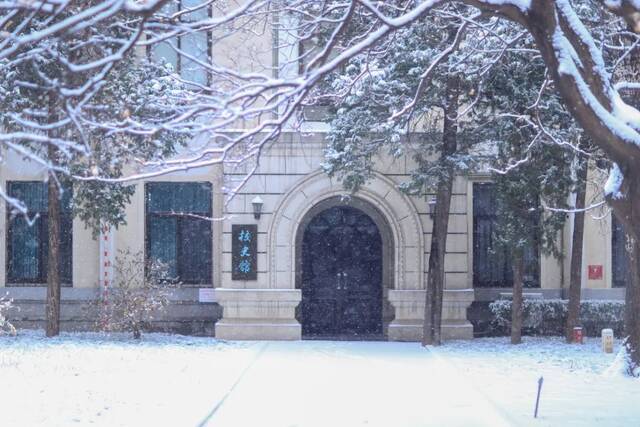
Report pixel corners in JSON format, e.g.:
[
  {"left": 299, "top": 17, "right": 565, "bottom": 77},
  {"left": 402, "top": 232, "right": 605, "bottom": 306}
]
[
  {"left": 268, "top": 171, "right": 424, "bottom": 292},
  {"left": 214, "top": 170, "right": 473, "bottom": 341}
]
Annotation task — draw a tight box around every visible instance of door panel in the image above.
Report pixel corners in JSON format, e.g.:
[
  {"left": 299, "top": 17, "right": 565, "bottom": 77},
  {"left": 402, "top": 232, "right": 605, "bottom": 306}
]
[{"left": 301, "top": 206, "right": 383, "bottom": 337}]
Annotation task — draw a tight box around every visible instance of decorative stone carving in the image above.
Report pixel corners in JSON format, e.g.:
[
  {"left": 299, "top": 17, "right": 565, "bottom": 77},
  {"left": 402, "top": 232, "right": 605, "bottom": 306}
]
[
  {"left": 214, "top": 169, "right": 478, "bottom": 342},
  {"left": 268, "top": 171, "right": 424, "bottom": 291}
]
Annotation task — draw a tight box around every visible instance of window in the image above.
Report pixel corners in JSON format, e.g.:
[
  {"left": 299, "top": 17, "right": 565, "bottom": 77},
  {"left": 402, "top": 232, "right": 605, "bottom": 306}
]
[
  {"left": 612, "top": 216, "right": 629, "bottom": 288},
  {"left": 145, "top": 182, "right": 212, "bottom": 285},
  {"left": 297, "top": 28, "right": 344, "bottom": 120},
  {"left": 6, "top": 181, "right": 73, "bottom": 285},
  {"left": 472, "top": 183, "right": 539, "bottom": 288},
  {"left": 151, "top": 0, "right": 210, "bottom": 85}
]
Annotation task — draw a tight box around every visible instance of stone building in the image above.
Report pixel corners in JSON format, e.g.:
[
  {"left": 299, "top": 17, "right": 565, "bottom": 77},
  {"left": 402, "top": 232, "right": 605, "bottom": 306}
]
[
  {"left": 0, "top": 6, "right": 628, "bottom": 340},
  {"left": 0, "top": 135, "right": 627, "bottom": 341}
]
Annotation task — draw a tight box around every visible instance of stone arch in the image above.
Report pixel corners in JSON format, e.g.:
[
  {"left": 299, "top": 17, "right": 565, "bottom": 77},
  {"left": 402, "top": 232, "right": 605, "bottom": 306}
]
[{"left": 268, "top": 171, "right": 424, "bottom": 291}]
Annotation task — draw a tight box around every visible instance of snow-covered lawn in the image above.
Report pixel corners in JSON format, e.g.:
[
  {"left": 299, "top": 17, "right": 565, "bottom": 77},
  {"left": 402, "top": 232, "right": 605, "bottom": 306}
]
[
  {"left": 0, "top": 331, "right": 259, "bottom": 427},
  {"left": 433, "top": 337, "right": 640, "bottom": 427},
  {"left": 0, "top": 331, "right": 637, "bottom": 427}
]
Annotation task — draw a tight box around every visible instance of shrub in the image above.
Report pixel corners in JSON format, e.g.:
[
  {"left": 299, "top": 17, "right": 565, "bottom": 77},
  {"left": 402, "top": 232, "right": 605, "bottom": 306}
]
[
  {"left": 488, "top": 299, "right": 625, "bottom": 337},
  {"left": 0, "top": 294, "right": 17, "bottom": 336},
  {"left": 89, "top": 249, "right": 177, "bottom": 339}
]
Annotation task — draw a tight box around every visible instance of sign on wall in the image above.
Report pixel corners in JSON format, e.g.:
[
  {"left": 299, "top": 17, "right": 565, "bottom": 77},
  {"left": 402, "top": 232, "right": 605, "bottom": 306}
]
[
  {"left": 232, "top": 224, "right": 258, "bottom": 280},
  {"left": 588, "top": 265, "right": 603, "bottom": 280}
]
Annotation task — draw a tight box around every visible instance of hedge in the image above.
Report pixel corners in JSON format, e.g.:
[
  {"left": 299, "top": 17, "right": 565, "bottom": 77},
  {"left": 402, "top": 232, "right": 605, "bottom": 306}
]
[{"left": 488, "top": 299, "right": 625, "bottom": 337}]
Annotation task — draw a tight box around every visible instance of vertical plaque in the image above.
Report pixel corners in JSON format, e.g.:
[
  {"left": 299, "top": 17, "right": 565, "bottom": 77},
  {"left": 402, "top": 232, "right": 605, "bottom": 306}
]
[{"left": 232, "top": 224, "right": 258, "bottom": 280}]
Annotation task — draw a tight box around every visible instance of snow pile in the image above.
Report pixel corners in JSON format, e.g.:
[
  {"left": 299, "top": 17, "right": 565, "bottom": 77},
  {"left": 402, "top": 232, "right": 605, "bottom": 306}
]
[
  {"left": 604, "top": 163, "right": 624, "bottom": 199},
  {"left": 0, "top": 294, "right": 16, "bottom": 336},
  {"left": 604, "top": 341, "right": 640, "bottom": 378},
  {"left": 484, "top": 0, "right": 531, "bottom": 12}
]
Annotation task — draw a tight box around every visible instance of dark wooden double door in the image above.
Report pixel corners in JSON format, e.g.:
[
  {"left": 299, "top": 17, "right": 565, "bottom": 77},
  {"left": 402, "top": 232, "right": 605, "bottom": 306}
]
[{"left": 300, "top": 206, "right": 383, "bottom": 338}]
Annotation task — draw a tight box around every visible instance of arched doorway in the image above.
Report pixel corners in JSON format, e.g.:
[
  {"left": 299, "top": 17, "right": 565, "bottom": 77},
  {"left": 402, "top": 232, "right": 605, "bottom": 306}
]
[{"left": 297, "top": 197, "right": 392, "bottom": 339}]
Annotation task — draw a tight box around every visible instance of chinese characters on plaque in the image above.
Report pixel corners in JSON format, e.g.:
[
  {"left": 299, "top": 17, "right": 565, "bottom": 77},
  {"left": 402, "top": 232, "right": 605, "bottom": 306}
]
[{"left": 232, "top": 224, "right": 257, "bottom": 280}]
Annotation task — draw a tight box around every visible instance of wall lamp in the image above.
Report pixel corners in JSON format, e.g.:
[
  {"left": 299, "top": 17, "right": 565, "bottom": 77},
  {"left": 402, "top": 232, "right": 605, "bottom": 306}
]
[
  {"left": 428, "top": 196, "right": 437, "bottom": 220},
  {"left": 252, "top": 196, "right": 264, "bottom": 220}
]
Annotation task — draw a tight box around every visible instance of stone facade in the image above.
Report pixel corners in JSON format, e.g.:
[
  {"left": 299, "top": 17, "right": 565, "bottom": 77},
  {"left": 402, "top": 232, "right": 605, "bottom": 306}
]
[{"left": 0, "top": 133, "right": 624, "bottom": 340}]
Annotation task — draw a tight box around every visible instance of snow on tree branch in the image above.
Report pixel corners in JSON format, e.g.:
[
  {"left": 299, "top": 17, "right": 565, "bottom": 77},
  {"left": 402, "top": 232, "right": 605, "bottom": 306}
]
[{"left": 1, "top": 0, "right": 639, "bottom": 228}]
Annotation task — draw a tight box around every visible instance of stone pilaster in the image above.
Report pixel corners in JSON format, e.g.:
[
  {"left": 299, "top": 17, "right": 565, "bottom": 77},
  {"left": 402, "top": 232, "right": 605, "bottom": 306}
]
[
  {"left": 387, "top": 289, "right": 474, "bottom": 341},
  {"left": 213, "top": 289, "right": 302, "bottom": 340}
]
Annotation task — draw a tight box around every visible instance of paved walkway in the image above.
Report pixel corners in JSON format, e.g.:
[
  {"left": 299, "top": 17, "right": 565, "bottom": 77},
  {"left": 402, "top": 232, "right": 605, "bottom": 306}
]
[{"left": 200, "top": 341, "right": 511, "bottom": 427}]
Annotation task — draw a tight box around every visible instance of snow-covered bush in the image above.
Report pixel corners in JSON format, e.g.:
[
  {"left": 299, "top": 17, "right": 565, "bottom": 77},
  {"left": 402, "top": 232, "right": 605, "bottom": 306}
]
[
  {"left": 580, "top": 301, "right": 626, "bottom": 337},
  {"left": 489, "top": 299, "right": 625, "bottom": 337},
  {"left": 89, "top": 250, "right": 176, "bottom": 339},
  {"left": 0, "top": 294, "right": 17, "bottom": 336}
]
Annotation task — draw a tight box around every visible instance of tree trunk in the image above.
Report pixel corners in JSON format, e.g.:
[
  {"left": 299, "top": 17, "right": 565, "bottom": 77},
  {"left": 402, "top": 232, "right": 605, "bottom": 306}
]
[
  {"left": 422, "top": 74, "right": 459, "bottom": 346},
  {"left": 45, "top": 96, "right": 61, "bottom": 337},
  {"left": 45, "top": 143, "right": 61, "bottom": 337},
  {"left": 470, "top": 0, "right": 640, "bottom": 369},
  {"left": 511, "top": 251, "right": 524, "bottom": 345},
  {"left": 565, "top": 150, "right": 588, "bottom": 343},
  {"left": 624, "top": 235, "right": 640, "bottom": 374}
]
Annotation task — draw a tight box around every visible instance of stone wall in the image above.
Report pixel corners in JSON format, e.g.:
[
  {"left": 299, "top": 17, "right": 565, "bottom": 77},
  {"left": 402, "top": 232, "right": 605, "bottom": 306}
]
[
  {"left": 215, "top": 132, "right": 475, "bottom": 340},
  {"left": 3, "top": 288, "right": 221, "bottom": 335}
]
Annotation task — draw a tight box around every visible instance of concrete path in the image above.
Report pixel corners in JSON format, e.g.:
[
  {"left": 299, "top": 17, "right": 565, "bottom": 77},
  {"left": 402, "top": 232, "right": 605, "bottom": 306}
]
[{"left": 201, "top": 341, "right": 511, "bottom": 427}]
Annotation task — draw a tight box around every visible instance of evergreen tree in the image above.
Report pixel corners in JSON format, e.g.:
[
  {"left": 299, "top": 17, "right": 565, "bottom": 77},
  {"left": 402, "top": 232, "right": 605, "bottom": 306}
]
[
  {"left": 321, "top": 11, "right": 581, "bottom": 344},
  {"left": 0, "top": 3, "right": 189, "bottom": 335},
  {"left": 321, "top": 13, "right": 476, "bottom": 345},
  {"left": 477, "top": 40, "right": 576, "bottom": 343}
]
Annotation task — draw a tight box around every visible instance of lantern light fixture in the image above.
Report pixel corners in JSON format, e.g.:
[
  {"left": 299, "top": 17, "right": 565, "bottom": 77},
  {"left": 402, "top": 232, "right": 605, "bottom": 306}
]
[
  {"left": 428, "top": 196, "right": 437, "bottom": 220},
  {"left": 252, "top": 196, "right": 264, "bottom": 220}
]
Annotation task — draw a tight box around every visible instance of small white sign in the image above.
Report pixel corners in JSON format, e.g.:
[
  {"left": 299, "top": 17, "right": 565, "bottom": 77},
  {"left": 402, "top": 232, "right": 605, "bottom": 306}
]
[
  {"left": 602, "top": 328, "right": 614, "bottom": 353},
  {"left": 198, "top": 288, "right": 215, "bottom": 303}
]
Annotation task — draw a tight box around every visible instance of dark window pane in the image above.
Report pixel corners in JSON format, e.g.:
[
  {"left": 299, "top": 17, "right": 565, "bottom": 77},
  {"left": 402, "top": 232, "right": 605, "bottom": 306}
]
[
  {"left": 473, "top": 183, "right": 539, "bottom": 288},
  {"left": 146, "top": 182, "right": 213, "bottom": 284},
  {"left": 40, "top": 214, "right": 74, "bottom": 284},
  {"left": 612, "top": 217, "right": 628, "bottom": 288},
  {"left": 473, "top": 183, "right": 495, "bottom": 216},
  {"left": 174, "top": 182, "right": 211, "bottom": 213},
  {"left": 8, "top": 216, "right": 41, "bottom": 281},
  {"left": 147, "top": 182, "right": 211, "bottom": 213},
  {"left": 148, "top": 216, "right": 178, "bottom": 278},
  {"left": 59, "top": 214, "right": 73, "bottom": 283},
  {"left": 8, "top": 181, "right": 47, "bottom": 213},
  {"left": 473, "top": 183, "right": 510, "bottom": 287},
  {"left": 146, "top": 182, "right": 174, "bottom": 213},
  {"left": 7, "top": 182, "right": 73, "bottom": 284},
  {"left": 179, "top": 218, "right": 212, "bottom": 283},
  {"left": 8, "top": 181, "right": 71, "bottom": 213}
]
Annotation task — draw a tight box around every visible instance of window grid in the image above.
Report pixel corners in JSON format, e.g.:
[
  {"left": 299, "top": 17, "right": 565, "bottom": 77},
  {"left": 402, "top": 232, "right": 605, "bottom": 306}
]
[
  {"left": 472, "top": 182, "right": 540, "bottom": 288},
  {"left": 145, "top": 182, "right": 213, "bottom": 286},
  {"left": 6, "top": 181, "right": 73, "bottom": 285},
  {"left": 149, "top": 0, "right": 211, "bottom": 86},
  {"left": 612, "top": 216, "right": 628, "bottom": 288}
]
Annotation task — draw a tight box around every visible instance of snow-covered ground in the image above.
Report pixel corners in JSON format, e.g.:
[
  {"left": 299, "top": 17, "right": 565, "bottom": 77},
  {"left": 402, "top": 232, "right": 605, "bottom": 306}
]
[
  {"left": 432, "top": 337, "right": 640, "bottom": 427},
  {"left": 0, "top": 331, "right": 637, "bottom": 427}
]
